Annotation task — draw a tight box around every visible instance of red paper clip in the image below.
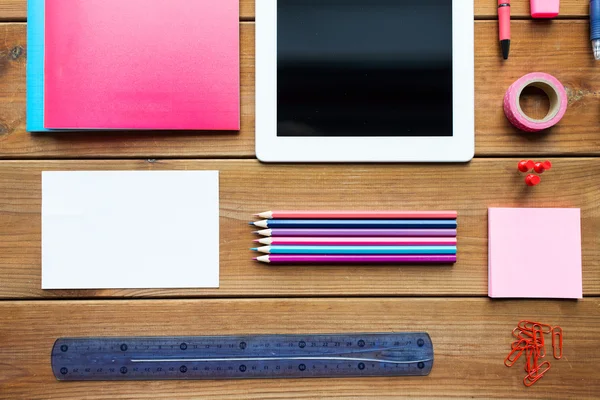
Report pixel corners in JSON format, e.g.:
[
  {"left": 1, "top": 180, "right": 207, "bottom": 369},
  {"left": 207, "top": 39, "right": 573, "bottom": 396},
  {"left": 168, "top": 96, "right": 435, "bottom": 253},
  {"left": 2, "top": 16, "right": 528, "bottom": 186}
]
[
  {"left": 519, "top": 320, "right": 552, "bottom": 334},
  {"left": 552, "top": 326, "right": 563, "bottom": 359},
  {"left": 506, "top": 321, "right": 563, "bottom": 387},
  {"left": 532, "top": 324, "right": 546, "bottom": 358},
  {"left": 512, "top": 327, "right": 521, "bottom": 339},
  {"left": 524, "top": 361, "right": 551, "bottom": 387},
  {"left": 511, "top": 338, "right": 529, "bottom": 350},
  {"left": 514, "top": 328, "right": 534, "bottom": 341},
  {"left": 505, "top": 345, "right": 525, "bottom": 367},
  {"left": 517, "top": 320, "right": 533, "bottom": 330},
  {"left": 524, "top": 344, "right": 538, "bottom": 374}
]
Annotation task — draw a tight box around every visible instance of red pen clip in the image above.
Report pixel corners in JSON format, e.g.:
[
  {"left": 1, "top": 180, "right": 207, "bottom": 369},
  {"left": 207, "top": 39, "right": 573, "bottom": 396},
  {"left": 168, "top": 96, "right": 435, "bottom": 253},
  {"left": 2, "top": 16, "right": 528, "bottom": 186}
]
[{"left": 552, "top": 326, "right": 563, "bottom": 359}]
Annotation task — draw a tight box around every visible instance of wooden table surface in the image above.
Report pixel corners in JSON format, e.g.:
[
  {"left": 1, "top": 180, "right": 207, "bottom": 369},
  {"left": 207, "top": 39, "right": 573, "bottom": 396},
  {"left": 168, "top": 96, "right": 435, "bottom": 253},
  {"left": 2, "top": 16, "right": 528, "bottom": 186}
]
[{"left": 0, "top": 1, "right": 599, "bottom": 399}]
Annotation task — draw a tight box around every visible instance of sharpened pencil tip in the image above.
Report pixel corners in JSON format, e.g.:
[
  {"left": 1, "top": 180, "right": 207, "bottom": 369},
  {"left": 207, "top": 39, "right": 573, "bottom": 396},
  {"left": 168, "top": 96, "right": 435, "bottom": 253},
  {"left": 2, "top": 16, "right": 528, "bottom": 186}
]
[
  {"left": 248, "top": 222, "right": 254, "bottom": 226},
  {"left": 252, "top": 257, "right": 258, "bottom": 261},
  {"left": 250, "top": 248, "right": 258, "bottom": 251}
]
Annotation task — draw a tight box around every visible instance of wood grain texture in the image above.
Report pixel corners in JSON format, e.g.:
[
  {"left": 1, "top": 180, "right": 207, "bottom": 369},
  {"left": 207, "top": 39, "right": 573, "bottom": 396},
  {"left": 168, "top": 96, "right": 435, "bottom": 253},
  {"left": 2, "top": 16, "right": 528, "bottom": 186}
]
[
  {"left": 1, "top": 298, "right": 599, "bottom": 399},
  {"left": 0, "top": 21, "right": 599, "bottom": 158},
  {"left": 2, "top": 0, "right": 591, "bottom": 20},
  {"left": 0, "top": 159, "right": 597, "bottom": 299},
  {"left": 0, "top": 0, "right": 23, "bottom": 21}
]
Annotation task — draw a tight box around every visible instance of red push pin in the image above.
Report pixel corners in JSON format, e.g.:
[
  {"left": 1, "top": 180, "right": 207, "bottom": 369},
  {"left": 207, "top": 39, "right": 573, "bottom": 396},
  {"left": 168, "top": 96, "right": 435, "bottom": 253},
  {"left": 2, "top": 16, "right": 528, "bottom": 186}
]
[
  {"left": 518, "top": 160, "right": 535, "bottom": 172},
  {"left": 534, "top": 161, "right": 552, "bottom": 174},
  {"left": 525, "top": 174, "right": 541, "bottom": 186}
]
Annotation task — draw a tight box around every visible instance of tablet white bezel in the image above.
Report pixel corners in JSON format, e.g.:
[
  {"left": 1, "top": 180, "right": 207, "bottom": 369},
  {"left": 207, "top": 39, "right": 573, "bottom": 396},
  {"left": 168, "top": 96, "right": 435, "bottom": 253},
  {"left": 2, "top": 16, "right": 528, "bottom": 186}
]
[{"left": 255, "top": 0, "right": 474, "bottom": 162}]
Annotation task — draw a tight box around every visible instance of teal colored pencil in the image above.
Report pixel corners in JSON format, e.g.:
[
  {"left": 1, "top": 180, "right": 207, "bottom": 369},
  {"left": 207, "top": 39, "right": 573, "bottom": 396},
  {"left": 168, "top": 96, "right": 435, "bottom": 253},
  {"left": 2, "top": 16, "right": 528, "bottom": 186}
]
[{"left": 252, "top": 245, "right": 457, "bottom": 255}]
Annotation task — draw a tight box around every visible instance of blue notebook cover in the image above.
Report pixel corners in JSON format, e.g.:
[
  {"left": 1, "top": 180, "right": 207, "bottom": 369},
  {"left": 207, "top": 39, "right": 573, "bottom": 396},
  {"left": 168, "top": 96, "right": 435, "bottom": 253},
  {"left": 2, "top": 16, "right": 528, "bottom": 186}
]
[{"left": 26, "top": 0, "right": 47, "bottom": 132}]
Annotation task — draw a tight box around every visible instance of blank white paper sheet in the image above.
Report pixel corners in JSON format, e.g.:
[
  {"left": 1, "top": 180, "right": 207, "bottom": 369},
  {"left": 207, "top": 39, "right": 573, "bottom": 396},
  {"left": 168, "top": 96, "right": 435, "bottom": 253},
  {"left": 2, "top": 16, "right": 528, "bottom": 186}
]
[{"left": 42, "top": 171, "right": 219, "bottom": 289}]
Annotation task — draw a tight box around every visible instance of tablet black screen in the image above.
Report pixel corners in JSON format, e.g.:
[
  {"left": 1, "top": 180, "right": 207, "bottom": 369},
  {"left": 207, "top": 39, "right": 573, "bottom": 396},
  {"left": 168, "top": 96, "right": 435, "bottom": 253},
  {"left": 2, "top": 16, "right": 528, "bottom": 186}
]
[{"left": 277, "top": 0, "right": 453, "bottom": 137}]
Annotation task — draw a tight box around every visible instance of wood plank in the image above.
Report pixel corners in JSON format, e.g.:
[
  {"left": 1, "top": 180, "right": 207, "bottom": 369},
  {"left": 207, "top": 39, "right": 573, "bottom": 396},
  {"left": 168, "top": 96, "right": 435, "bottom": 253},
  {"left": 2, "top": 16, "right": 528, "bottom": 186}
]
[
  {"left": 0, "top": 298, "right": 598, "bottom": 399},
  {"left": 0, "top": 159, "right": 597, "bottom": 299},
  {"left": 0, "top": 0, "right": 23, "bottom": 21},
  {"left": 0, "top": 21, "right": 598, "bottom": 158},
  {"left": 0, "top": 0, "right": 590, "bottom": 20}
]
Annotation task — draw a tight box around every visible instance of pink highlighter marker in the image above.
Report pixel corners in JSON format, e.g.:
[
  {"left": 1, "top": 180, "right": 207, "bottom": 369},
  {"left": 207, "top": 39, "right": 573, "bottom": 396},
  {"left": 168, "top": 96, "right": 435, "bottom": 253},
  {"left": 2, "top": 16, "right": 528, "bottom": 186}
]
[{"left": 498, "top": 0, "right": 511, "bottom": 60}]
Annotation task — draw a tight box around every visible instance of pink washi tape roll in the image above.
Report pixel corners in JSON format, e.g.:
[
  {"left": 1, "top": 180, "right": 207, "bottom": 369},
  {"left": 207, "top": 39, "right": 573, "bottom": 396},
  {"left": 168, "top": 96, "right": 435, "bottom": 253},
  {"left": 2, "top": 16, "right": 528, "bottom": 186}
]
[{"left": 503, "top": 72, "right": 568, "bottom": 132}]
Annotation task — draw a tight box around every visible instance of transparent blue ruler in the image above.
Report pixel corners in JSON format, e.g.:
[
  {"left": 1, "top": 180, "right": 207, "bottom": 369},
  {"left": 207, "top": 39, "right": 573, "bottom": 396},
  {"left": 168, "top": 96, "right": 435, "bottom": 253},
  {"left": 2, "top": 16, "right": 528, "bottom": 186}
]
[{"left": 52, "top": 333, "right": 433, "bottom": 380}]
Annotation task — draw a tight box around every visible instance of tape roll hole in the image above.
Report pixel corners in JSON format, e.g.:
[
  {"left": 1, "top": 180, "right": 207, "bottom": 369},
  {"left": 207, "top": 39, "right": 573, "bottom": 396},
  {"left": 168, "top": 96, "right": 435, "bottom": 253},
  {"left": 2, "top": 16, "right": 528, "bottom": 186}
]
[{"left": 517, "top": 80, "right": 560, "bottom": 123}]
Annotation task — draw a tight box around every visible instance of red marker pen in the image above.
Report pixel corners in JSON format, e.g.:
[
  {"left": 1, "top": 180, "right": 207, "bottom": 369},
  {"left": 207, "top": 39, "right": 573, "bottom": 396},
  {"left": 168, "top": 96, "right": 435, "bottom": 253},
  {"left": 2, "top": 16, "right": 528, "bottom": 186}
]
[{"left": 498, "top": 0, "right": 511, "bottom": 59}]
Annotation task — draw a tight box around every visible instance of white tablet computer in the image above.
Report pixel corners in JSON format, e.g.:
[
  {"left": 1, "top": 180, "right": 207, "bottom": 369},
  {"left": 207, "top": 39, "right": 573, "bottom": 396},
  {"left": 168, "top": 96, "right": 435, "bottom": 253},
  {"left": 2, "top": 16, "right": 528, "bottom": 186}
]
[{"left": 256, "top": 0, "right": 474, "bottom": 162}]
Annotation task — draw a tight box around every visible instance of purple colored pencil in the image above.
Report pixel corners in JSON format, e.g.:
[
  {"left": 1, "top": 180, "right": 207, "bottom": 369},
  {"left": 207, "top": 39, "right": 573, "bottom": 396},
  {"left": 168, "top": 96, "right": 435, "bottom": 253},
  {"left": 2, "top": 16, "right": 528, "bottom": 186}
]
[
  {"left": 254, "top": 255, "right": 456, "bottom": 264},
  {"left": 255, "top": 228, "right": 457, "bottom": 238}
]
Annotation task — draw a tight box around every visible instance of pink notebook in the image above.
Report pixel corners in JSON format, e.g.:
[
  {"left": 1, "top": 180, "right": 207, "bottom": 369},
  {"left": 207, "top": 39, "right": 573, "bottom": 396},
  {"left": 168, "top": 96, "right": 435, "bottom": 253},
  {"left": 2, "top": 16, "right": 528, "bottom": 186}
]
[{"left": 44, "top": 0, "right": 239, "bottom": 130}]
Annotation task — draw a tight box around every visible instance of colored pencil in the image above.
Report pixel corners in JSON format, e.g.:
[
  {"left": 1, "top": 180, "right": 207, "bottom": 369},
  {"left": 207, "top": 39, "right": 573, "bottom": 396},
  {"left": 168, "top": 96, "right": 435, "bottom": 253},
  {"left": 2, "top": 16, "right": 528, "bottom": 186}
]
[
  {"left": 255, "top": 237, "right": 457, "bottom": 246},
  {"left": 250, "top": 219, "right": 457, "bottom": 229},
  {"left": 254, "top": 255, "right": 456, "bottom": 264},
  {"left": 254, "top": 228, "right": 457, "bottom": 237},
  {"left": 252, "top": 245, "right": 457, "bottom": 255},
  {"left": 255, "top": 211, "right": 457, "bottom": 220}
]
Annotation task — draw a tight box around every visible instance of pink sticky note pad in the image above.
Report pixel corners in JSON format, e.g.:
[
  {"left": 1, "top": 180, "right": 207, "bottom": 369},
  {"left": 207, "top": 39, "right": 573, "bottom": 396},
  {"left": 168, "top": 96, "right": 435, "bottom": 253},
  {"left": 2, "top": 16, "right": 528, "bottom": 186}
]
[
  {"left": 488, "top": 208, "right": 582, "bottom": 299},
  {"left": 44, "top": 0, "right": 239, "bottom": 130}
]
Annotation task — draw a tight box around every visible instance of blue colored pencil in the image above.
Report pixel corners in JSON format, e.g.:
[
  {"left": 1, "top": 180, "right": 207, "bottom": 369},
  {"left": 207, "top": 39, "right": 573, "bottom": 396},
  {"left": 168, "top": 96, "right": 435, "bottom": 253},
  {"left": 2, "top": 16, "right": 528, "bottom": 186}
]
[
  {"left": 252, "top": 245, "right": 457, "bottom": 255},
  {"left": 250, "top": 219, "right": 457, "bottom": 229}
]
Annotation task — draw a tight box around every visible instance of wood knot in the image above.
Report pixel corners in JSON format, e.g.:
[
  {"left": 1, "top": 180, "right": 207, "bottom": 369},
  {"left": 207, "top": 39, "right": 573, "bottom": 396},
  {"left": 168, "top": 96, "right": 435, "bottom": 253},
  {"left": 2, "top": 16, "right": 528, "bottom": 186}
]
[{"left": 10, "top": 45, "right": 24, "bottom": 60}]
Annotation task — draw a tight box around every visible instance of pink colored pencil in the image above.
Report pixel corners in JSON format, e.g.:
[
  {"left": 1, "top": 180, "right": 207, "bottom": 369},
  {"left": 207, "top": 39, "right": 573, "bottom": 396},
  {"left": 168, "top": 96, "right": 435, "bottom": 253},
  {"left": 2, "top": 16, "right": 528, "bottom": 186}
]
[
  {"left": 255, "top": 211, "right": 457, "bottom": 220},
  {"left": 255, "top": 228, "right": 457, "bottom": 237},
  {"left": 255, "top": 237, "right": 457, "bottom": 246}
]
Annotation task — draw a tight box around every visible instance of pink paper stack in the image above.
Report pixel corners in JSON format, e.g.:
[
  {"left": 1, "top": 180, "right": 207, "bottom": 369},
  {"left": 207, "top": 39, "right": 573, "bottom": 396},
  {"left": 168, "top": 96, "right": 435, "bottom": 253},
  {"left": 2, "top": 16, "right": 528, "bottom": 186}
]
[{"left": 488, "top": 208, "right": 582, "bottom": 299}]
